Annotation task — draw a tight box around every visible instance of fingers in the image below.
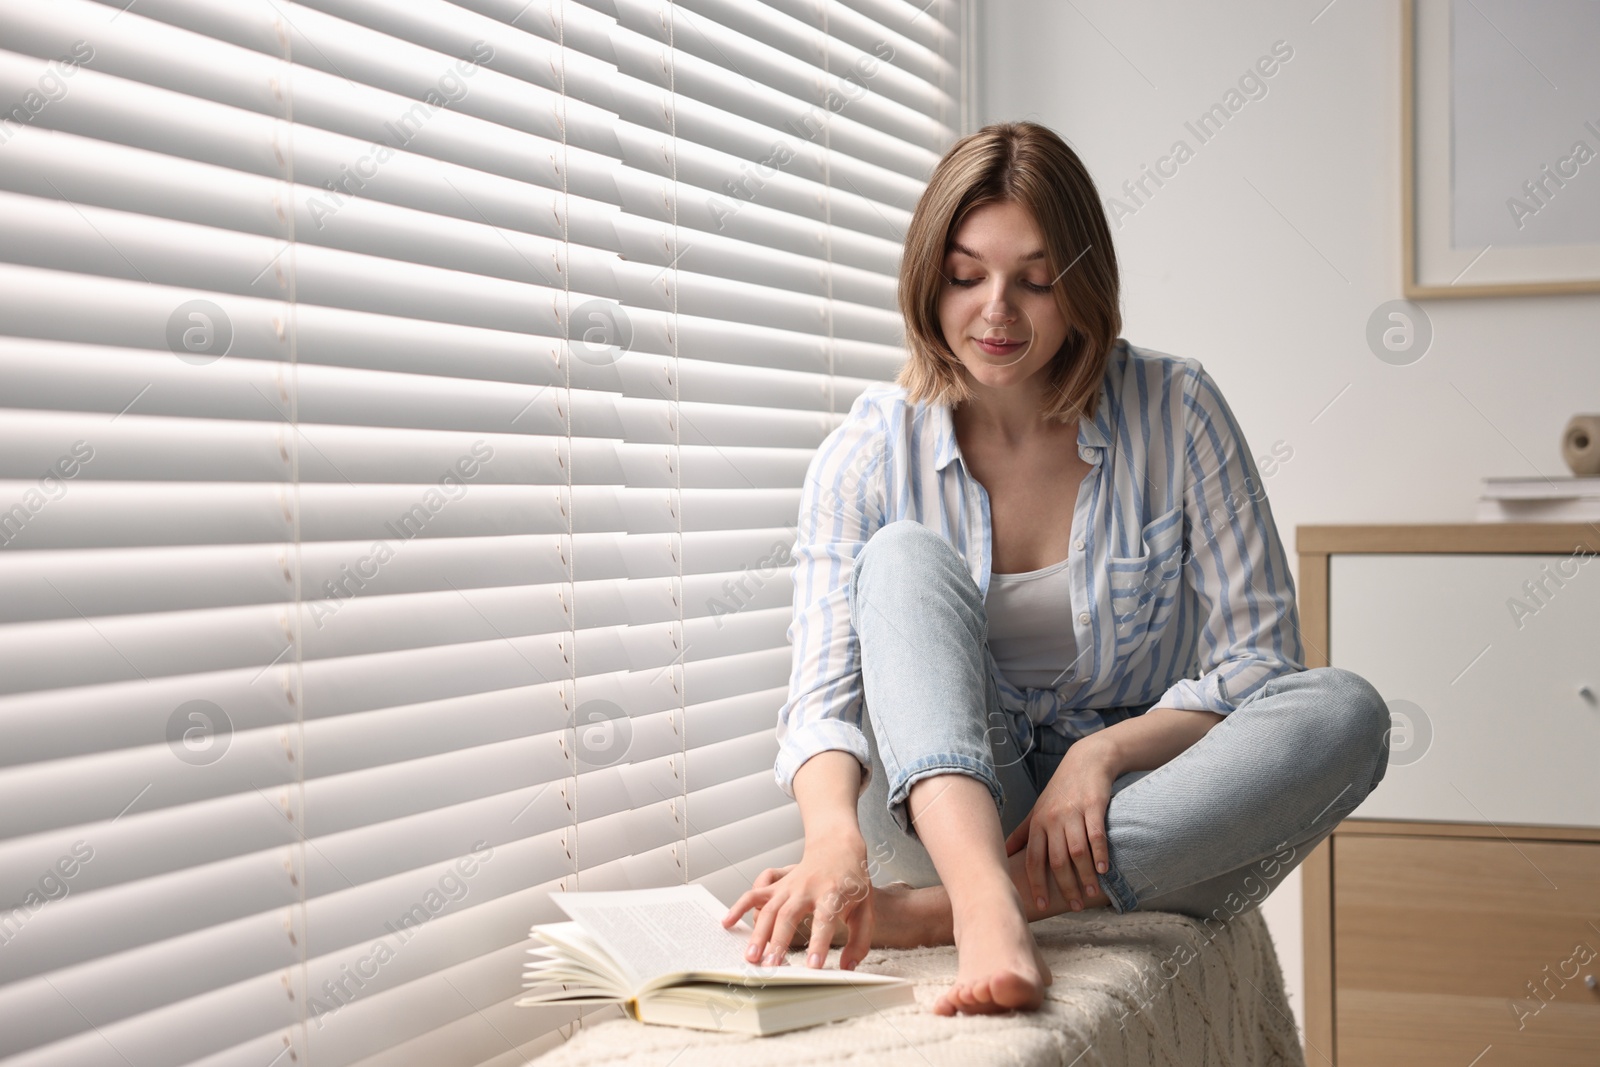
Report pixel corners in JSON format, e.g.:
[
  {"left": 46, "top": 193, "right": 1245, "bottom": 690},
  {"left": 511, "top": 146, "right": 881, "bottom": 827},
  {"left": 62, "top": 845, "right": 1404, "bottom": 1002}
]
[
  {"left": 762, "top": 901, "right": 804, "bottom": 966},
  {"left": 786, "top": 911, "right": 816, "bottom": 950},
  {"left": 749, "top": 866, "right": 796, "bottom": 935},
  {"left": 804, "top": 899, "right": 840, "bottom": 969},
  {"left": 1046, "top": 823, "right": 1084, "bottom": 910},
  {"left": 734, "top": 875, "right": 868, "bottom": 967},
  {"left": 723, "top": 883, "right": 770, "bottom": 930},
  {"left": 742, "top": 889, "right": 782, "bottom": 962},
  {"left": 1063, "top": 816, "right": 1099, "bottom": 901},
  {"left": 754, "top": 864, "right": 796, "bottom": 890},
  {"left": 1085, "top": 805, "right": 1111, "bottom": 880},
  {"left": 731, "top": 864, "right": 798, "bottom": 924},
  {"left": 1025, "top": 823, "right": 1049, "bottom": 911},
  {"left": 840, "top": 893, "right": 873, "bottom": 970}
]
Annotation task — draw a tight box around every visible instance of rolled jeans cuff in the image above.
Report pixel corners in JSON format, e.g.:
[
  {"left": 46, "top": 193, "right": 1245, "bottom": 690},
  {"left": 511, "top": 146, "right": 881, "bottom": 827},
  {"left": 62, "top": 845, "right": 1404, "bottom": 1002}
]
[
  {"left": 885, "top": 752, "right": 1005, "bottom": 840},
  {"left": 1096, "top": 866, "right": 1139, "bottom": 913}
]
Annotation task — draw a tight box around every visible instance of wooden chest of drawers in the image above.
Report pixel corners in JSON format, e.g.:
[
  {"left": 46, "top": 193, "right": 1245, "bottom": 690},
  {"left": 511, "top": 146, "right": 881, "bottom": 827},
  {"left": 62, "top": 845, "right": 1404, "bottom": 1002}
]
[{"left": 1297, "top": 524, "right": 1600, "bottom": 1066}]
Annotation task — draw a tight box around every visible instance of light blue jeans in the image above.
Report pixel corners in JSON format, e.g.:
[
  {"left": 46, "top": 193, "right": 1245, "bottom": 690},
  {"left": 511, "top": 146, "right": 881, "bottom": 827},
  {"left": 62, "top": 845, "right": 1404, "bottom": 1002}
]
[{"left": 849, "top": 519, "right": 1391, "bottom": 919}]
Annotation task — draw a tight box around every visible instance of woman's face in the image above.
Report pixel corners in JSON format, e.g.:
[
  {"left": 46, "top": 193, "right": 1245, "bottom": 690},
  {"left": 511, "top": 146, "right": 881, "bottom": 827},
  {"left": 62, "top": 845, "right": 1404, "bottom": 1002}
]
[{"left": 936, "top": 199, "right": 1071, "bottom": 392}]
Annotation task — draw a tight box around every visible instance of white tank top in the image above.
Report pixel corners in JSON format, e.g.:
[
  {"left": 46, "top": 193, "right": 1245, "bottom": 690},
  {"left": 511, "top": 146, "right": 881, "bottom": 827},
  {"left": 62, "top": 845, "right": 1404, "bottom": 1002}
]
[{"left": 985, "top": 556, "right": 1078, "bottom": 690}]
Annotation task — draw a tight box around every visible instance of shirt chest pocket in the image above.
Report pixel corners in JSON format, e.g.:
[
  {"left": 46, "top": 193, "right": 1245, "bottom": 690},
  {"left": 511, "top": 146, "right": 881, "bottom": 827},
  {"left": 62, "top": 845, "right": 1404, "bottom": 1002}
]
[{"left": 1105, "top": 504, "right": 1185, "bottom": 645}]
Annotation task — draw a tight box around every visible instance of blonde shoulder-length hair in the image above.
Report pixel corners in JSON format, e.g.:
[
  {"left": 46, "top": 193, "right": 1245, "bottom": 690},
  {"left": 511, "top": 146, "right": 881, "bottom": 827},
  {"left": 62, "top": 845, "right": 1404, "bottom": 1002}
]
[{"left": 895, "top": 121, "right": 1122, "bottom": 425}]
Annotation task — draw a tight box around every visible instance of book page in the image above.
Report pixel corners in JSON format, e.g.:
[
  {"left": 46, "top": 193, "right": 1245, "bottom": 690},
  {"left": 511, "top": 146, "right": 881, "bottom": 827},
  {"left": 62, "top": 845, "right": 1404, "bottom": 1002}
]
[{"left": 549, "top": 884, "right": 754, "bottom": 991}]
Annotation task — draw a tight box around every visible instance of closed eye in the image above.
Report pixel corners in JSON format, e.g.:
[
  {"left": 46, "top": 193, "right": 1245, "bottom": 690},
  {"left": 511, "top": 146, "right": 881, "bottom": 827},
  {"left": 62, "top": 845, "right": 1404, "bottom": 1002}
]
[{"left": 948, "top": 277, "right": 1053, "bottom": 293}]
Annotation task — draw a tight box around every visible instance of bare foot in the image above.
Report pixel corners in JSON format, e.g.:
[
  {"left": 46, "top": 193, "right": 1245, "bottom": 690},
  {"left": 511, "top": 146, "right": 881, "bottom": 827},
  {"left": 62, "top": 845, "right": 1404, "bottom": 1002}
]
[
  {"left": 933, "top": 891, "right": 1051, "bottom": 1016},
  {"left": 871, "top": 848, "right": 1111, "bottom": 952},
  {"left": 770, "top": 881, "right": 1054, "bottom": 1012}
]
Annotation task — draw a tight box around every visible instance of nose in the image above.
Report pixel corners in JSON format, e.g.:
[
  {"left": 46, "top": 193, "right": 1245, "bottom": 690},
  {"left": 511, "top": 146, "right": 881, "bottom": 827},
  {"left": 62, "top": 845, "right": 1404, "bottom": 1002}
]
[{"left": 983, "top": 295, "right": 1015, "bottom": 325}]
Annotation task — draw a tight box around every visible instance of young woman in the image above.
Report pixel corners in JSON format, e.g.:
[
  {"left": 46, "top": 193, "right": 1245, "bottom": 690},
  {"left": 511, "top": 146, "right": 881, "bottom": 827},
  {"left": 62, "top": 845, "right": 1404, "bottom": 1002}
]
[{"left": 720, "top": 121, "right": 1390, "bottom": 1017}]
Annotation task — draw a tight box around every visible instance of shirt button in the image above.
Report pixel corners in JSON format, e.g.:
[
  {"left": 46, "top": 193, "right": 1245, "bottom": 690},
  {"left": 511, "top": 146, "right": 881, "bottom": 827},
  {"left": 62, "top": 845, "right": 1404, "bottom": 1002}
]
[
  {"left": 1074, "top": 537, "right": 1085, "bottom": 551},
  {"left": 1079, "top": 447, "right": 1095, "bottom": 462},
  {"left": 1078, "top": 612, "right": 1090, "bottom": 625}
]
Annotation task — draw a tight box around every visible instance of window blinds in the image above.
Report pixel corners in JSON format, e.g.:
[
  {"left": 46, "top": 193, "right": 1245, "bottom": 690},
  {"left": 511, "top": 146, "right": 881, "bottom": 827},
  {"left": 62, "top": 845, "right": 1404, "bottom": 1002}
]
[{"left": 0, "top": 0, "right": 965, "bottom": 1062}]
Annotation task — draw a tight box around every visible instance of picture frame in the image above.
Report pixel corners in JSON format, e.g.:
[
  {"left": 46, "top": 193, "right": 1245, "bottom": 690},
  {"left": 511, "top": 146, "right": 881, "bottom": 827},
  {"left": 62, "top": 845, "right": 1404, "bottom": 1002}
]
[{"left": 1403, "top": 0, "right": 1600, "bottom": 298}]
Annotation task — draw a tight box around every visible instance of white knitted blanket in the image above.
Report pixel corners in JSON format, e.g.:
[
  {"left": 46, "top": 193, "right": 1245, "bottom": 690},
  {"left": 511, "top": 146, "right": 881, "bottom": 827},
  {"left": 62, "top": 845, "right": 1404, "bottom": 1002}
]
[{"left": 529, "top": 908, "right": 1307, "bottom": 1067}]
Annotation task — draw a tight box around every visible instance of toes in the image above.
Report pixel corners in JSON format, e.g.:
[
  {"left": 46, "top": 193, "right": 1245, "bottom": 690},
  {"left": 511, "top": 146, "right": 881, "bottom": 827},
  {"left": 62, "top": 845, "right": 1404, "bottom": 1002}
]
[
  {"left": 938, "top": 973, "right": 1044, "bottom": 1015},
  {"left": 1034, "top": 945, "right": 1055, "bottom": 987},
  {"left": 988, "top": 970, "right": 1045, "bottom": 1012}
]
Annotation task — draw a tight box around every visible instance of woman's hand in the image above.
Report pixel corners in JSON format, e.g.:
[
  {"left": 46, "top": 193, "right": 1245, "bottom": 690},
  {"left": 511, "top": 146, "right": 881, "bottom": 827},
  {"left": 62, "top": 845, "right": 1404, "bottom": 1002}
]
[
  {"left": 720, "top": 834, "right": 874, "bottom": 970},
  {"left": 1003, "top": 735, "right": 1120, "bottom": 912}
]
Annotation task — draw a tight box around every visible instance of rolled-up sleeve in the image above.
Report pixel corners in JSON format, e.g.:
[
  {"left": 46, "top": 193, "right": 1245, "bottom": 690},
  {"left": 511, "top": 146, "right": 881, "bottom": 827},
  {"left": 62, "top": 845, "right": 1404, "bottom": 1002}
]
[
  {"left": 1156, "top": 361, "right": 1304, "bottom": 714},
  {"left": 773, "top": 391, "right": 887, "bottom": 800}
]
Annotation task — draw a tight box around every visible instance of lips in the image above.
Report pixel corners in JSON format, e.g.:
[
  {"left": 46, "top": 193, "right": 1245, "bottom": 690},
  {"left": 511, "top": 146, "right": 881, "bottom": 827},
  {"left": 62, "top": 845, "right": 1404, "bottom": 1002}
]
[{"left": 974, "top": 337, "right": 1026, "bottom": 355}]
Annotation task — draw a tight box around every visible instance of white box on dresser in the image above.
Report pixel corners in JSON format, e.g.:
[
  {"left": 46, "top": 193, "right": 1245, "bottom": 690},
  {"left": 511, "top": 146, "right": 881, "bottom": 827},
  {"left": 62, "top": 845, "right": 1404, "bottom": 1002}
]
[{"left": 1297, "top": 525, "right": 1600, "bottom": 1067}]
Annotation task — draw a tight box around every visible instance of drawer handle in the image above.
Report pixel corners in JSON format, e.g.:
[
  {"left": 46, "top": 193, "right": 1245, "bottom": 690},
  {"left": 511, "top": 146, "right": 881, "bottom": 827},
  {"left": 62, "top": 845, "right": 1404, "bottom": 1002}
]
[
  {"left": 1588, "top": 974, "right": 1598, "bottom": 990},
  {"left": 1580, "top": 684, "right": 1596, "bottom": 704}
]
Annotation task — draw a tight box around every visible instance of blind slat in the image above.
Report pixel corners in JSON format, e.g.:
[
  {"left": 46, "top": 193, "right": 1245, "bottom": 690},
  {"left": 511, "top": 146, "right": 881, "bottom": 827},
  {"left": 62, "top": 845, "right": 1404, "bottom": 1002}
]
[{"left": 0, "top": 264, "right": 902, "bottom": 387}]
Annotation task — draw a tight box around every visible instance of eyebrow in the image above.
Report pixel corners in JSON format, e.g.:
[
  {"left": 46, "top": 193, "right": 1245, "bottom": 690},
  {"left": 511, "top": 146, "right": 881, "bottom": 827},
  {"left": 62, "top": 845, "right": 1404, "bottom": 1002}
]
[{"left": 947, "top": 242, "right": 1046, "bottom": 265}]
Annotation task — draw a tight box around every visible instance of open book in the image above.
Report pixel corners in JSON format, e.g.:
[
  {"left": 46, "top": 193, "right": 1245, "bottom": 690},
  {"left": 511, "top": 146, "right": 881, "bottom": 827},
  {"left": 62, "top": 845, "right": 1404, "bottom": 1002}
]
[{"left": 516, "top": 883, "right": 915, "bottom": 1035}]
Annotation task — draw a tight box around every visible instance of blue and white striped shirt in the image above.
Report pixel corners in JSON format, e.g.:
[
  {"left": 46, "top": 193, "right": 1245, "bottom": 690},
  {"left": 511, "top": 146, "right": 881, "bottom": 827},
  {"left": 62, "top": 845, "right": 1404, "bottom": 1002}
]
[{"left": 773, "top": 339, "right": 1304, "bottom": 799}]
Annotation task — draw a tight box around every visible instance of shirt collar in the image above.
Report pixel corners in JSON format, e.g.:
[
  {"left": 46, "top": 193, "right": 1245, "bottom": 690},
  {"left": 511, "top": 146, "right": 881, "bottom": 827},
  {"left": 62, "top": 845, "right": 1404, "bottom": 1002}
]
[{"left": 930, "top": 344, "right": 1117, "bottom": 473}]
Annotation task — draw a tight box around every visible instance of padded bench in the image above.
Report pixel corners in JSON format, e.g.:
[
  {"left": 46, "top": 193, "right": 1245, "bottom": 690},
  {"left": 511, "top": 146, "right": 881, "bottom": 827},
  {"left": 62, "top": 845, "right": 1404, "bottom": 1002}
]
[{"left": 529, "top": 907, "right": 1307, "bottom": 1067}]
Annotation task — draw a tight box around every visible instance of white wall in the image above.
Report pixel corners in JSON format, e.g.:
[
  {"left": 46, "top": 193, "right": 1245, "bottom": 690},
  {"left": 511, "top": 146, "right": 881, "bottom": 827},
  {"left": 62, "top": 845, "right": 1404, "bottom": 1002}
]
[{"left": 977, "top": 0, "right": 1600, "bottom": 1037}]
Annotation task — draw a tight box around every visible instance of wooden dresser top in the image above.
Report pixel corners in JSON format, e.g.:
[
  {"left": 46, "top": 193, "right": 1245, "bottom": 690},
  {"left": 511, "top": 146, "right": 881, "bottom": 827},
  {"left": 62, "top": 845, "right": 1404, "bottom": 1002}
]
[{"left": 1297, "top": 523, "right": 1600, "bottom": 554}]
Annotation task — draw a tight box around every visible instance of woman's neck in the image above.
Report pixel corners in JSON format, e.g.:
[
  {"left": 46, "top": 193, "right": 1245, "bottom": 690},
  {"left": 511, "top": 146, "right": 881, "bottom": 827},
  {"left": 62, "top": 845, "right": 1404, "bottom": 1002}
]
[{"left": 953, "top": 392, "right": 1075, "bottom": 450}]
